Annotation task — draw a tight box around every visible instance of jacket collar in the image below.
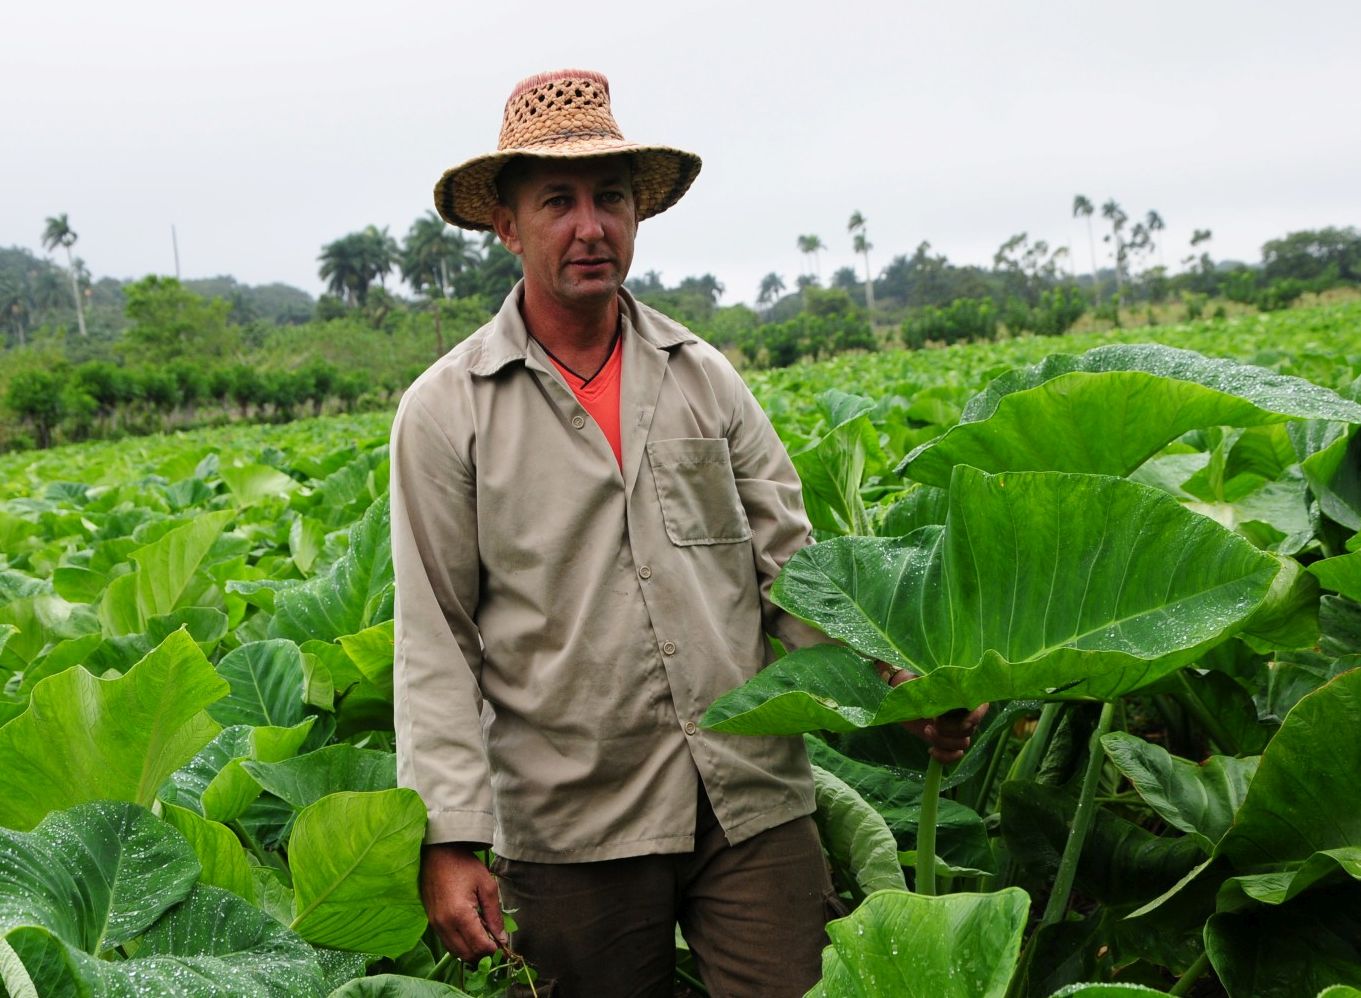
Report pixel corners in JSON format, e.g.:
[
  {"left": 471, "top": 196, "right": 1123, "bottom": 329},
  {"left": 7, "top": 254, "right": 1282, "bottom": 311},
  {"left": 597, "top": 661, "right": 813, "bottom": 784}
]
[{"left": 469, "top": 280, "right": 697, "bottom": 377}]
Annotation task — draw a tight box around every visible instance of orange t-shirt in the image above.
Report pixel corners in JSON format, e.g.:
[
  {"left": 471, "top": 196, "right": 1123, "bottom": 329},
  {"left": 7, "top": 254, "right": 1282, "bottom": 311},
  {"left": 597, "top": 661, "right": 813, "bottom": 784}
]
[{"left": 545, "top": 334, "right": 623, "bottom": 469}]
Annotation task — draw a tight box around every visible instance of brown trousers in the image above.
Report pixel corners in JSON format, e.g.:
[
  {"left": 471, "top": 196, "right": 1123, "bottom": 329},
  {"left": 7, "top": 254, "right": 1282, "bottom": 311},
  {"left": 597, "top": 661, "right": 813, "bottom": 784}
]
[{"left": 493, "top": 788, "right": 840, "bottom": 998}]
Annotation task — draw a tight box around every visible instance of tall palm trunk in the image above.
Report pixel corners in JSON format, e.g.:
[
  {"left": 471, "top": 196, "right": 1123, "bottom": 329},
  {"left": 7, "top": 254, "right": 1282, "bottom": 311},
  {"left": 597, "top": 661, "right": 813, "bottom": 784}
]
[
  {"left": 62, "top": 244, "right": 87, "bottom": 337},
  {"left": 861, "top": 249, "right": 876, "bottom": 317},
  {"left": 1085, "top": 217, "right": 1099, "bottom": 305}
]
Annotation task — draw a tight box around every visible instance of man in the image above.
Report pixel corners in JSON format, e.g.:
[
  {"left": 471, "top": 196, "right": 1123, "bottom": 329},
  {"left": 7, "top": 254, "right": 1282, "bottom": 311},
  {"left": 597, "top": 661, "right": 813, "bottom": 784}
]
[{"left": 391, "top": 69, "right": 981, "bottom": 997}]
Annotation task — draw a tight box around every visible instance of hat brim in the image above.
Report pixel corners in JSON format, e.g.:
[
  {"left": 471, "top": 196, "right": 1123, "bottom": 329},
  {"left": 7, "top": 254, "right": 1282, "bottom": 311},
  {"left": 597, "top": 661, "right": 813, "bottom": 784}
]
[{"left": 434, "top": 140, "right": 701, "bottom": 231}]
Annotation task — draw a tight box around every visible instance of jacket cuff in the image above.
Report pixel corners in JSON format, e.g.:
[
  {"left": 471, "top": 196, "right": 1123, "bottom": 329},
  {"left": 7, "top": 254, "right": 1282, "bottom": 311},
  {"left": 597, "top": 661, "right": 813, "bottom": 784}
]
[{"left": 424, "top": 809, "right": 496, "bottom": 847}]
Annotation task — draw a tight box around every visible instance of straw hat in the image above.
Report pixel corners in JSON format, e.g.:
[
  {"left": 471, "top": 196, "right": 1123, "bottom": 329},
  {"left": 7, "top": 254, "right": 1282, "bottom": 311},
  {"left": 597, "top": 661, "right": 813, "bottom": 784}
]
[{"left": 433, "top": 69, "right": 702, "bottom": 231}]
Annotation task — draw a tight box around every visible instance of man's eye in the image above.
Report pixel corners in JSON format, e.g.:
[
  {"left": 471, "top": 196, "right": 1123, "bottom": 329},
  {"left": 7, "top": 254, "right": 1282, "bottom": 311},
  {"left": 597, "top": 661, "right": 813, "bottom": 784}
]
[
  {"left": 600, "top": 191, "right": 625, "bottom": 204},
  {"left": 545, "top": 195, "right": 570, "bottom": 208}
]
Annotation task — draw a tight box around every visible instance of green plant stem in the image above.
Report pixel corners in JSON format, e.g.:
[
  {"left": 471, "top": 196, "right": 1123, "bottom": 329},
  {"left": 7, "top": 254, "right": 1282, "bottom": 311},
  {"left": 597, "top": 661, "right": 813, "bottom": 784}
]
[
  {"left": 228, "top": 819, "right": 271, "bottom": 868},
  {"left": 430, "top": 952, "right": 453, "bottom": 982},
  {"left": 1168, "top": 950, "right": 1211, "bottom": 996},
  {"left": 1012, "top": 702, "right": 1062, "bottom": 783},
  {"left": 974, "top": 716, "right": 1013, "bottom": 813},
  {"left": 1041, "top": 700, "right": 1116, "bottom": 926},
  {"left": 916, "top": 755, "right": 945, "bottom": 896},
  {"left": 675, "top": 965, "right": 709, "bottom": 993}
]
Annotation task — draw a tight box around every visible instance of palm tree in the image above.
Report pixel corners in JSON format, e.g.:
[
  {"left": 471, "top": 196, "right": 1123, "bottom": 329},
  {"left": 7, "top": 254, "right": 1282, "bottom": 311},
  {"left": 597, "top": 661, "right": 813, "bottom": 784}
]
[
  {"left": 1100, "top": 199, "right": 1129, "bottom": 294},
  {"left": 318, "top": 225, "right": 397, "bottom": 307},
  {"left": 41, "top": 213, "right": 87, "bottom": 336},
  {"left": 1145, "top": 210, "right": 1166, "bottom": 268},
  {"left": 0, "top": 274, "right": 28, "bottom": 347},
  {"left": 848, "top": 211, "right": 876, "bottom": 317},
  {"left": 757, "top": 272, "right": 785, "bottom": 307},
  {"left": 400, "top": 212, "right": 476, "bottom": 299},
  {"left": 796, "top": 234, "right": 825, "bottom": 281},
  {"left": 1072, "top": 195, "right": 1098, "bottom": 303}
]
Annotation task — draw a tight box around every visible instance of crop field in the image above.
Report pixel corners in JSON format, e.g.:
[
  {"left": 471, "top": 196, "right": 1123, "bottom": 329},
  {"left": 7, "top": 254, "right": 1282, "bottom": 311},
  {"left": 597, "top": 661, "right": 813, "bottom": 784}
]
[{"left": 1, "top": 300, "right": 1360, "bottom": 996}]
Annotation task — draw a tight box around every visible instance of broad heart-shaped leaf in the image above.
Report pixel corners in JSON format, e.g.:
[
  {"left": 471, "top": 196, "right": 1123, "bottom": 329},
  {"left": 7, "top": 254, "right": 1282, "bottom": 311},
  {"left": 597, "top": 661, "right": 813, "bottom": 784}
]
[
  {"left": 1310, "top": 549, "right": 1361, "bottom": 602},
  {"left": 810, "top": 764, "right": 907, "bottom": 899},
  {"left": 806, "top": 888, "right": 1029, "bottom": 998},
  {"left": 161, "top": 720, "right": 314, "bottom": 822},
  {"left": 0, "top": 801, "right": 198, "bottom": 953},
  {"left": 1101, "top": 732, "right": 1259, "bottom": 853},
  {"left": 160, "top": 803, "right": 256, "bottom": 902},
  {"left": 337, "top": 620, "right": 395, "bottom": 700},
  {"left": 0, "top": 629, "right": 227, "bottom": 831},
  {"left": 231, "top": 496, "right": 392, "bottom": 644},
  {"left": 132, "top": 508, "right": 234, "bottom": 625},
  {"left": 704, "top": 468, "right": 1279, "bottom": 732},
  {"left": 899, "top": 344, "right": 1361, "bottom": 486},
  {"left": 1046, "top": 987, "right": 1170, "bottom": 996},
  {"left": 1217, "top": 667, "right": 1361, "bottom": 869},
  {"left": 209, "top": 638, "right": 307, "bottom": 727},
  {"left": 220, "top": 462, "right": 299, "bottom": 506},
  {"left": 4, "top": 884, "right": 328, "bottom": 997},
  {"left": 1206, "top": 883, "right": 1361, "bottom": 998},
  {"left": 328, "top": 975, "right": 475, "bottom": 997},
  {"left": 242, "top": 744, "right": 397, "bottom": 810},
  {"left": 792, "top": 391, "right": 885, "bottom": 536},
  {"left": 288, "top": 789, "right": 426, "bottom": 957},
  {"left": 1218, "top": 847, "right": 1361, "bottom": 908}
]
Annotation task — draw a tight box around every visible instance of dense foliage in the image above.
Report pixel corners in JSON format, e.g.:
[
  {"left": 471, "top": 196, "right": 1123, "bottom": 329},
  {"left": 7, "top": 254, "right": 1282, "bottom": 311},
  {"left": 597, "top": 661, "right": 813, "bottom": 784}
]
[{"left": 0, "top": 300, "right": 1359, "bottom": 995}]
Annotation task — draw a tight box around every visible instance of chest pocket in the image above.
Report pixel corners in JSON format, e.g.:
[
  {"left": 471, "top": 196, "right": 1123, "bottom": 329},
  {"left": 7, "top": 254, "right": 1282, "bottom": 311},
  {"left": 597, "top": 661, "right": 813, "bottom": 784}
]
[{"left": 647, "top": 438, "right": 752, "bottom": 546}]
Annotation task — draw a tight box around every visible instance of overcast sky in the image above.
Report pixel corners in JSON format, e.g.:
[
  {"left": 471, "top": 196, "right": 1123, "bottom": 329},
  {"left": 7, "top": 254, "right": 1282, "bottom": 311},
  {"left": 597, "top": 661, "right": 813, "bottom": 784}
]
[{"left": 4, "top": 0, "right": 1358, "bottom": 308}]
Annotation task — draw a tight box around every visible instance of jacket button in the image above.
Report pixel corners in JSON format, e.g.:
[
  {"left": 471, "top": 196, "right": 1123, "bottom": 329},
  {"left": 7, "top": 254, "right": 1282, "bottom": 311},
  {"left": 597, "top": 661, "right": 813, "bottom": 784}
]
[
  {"left": 684, "top": 721, "right": 697, "bottom": 736},
  {"left": 638, "top": 565, "right": 652, "bottom": 580},
  {"left": 571, "top": 414, "right": 586, "bottom": 429},
  {"left": 661, "top": 640, "right": 677, "bottom": 656}
]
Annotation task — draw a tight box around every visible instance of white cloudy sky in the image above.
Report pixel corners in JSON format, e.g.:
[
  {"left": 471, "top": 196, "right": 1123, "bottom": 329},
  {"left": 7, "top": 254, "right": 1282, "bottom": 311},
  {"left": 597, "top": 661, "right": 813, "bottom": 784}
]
[{"left": 4, "top": 0, "right": 1358, "bottom": 307}]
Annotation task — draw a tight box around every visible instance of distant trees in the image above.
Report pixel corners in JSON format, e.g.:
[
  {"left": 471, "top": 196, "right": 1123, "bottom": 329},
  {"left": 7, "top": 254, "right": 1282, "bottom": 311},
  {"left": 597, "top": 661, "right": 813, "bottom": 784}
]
[
  {"left": 796, "top": 234, "right": 826, "bottom": 282},
  {"left": 318, "top": 225, "right": 398, "bottom": 306},
  {"left": 400, "top": 212, "right": 477, "bottom": 299},
  {"left": 757, "top": 272, "right": 785, "bottom": 307},
  {"left": 41, "top": 213, "right": 88, "bottom": 337},
  {"left": 1072, "top": 196, "right": 1098, "bottom": 301},
  {"left": 848, "top": 211, "right": 876, "bottom": 316},
  {"left": 1262, "top": 227, "right": 1361, "bottom": 284}
]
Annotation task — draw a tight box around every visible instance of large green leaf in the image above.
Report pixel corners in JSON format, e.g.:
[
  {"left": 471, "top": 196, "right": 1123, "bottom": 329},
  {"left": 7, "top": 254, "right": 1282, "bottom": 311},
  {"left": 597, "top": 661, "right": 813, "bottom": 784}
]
[
  {"left": 161, "top": 720, "right": 314, "bottom": 822},
  {"left": 242, "top": 744, "right": 397, "bottom": 810},
  {"left": 210, "top": 638, "right": 307, "bottom": 728},
  {"left": 1219, "top": 847, "right": 1361, "bottom": 908},
  {"left": 1217, "top": 667, "right": 1361, "bottom": 869},
  {"left": 160, "top": 803, "right": 257, "bottom": 902},
  {"left": 811, "top": 764, "right": 907, "bottom": 899},
  {"left": 4, "top": 884, "right": 328, "bottom": 997},
  {"left": 704, "top": 468, "right": 1278, "bottom": 732},
  {"left": 1310, "top": 549, "right": 1361, "bottom": 602},
  {"left": 132, "top": 508, "right": 234, "bottom": 623},
  {"left": 807, "top": 888, "right": 1029, "bottom": 998},
  {"left": 792, "top": 391, "right": 885, "bottom": 536},
  {"left": 1000, "top": 782, "right": 1205, "bottom": 907},
  {"left": 328, "top": 975, "right": 474, "bottom": 997},
  {"left": 220, "top": 463, "right": 299, "bottom": 506},
  {"left": 230, "top": 496, "right": 392, "bottom": 644},
  {"left": 900, "top": 344, "right": 1361, "bottom": 486},
  {"left": 288, "top": 789, "right": 427, "bottom": 957},
  {"left": 1206, "top": 884, "right": 1361, "bottom": 998},
  {"left": 0, "top": 629, "right": 226, "bottom": 830},
  {"left": 1101, "top": 732, "right": 1258, "bottom": 853},
  {"left": 0, "top": 801, "right": 198, "bottom": 953}
]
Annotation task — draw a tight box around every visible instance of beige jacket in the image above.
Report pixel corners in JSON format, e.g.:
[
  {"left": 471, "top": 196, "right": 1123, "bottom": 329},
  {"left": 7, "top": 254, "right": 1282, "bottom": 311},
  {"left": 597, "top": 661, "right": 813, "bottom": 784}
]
[{"left": 390, "top": 283, "right": 820, "bottom": 862}]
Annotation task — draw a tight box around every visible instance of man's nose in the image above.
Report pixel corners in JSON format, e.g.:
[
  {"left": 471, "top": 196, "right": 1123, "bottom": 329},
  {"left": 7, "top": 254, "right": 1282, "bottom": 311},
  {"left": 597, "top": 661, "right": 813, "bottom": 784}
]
[{"left": 572, "top": 202, "right": 606, "bottom": 242}]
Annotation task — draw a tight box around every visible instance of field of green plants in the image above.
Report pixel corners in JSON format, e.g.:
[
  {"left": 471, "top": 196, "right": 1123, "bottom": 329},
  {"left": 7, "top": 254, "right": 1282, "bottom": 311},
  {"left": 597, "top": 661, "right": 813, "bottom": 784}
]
[{"left": 1, "top": 301, "right": 1360, "bottom": 996}]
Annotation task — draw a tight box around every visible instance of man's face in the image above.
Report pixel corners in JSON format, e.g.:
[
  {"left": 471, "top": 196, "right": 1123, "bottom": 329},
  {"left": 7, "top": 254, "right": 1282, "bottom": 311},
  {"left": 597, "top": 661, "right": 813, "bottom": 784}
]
[{"left": 491, "top": 156, "right": 637, "bottom": 311}]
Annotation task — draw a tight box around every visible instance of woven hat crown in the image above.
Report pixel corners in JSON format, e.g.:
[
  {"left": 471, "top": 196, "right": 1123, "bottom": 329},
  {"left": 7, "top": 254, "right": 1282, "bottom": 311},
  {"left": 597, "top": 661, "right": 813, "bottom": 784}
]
[
  {"left": 499, "top": 70, "right": 622, "bottom": 150},
  {"left": 433, "top": 68, "right": 701, "bottom": 231}
]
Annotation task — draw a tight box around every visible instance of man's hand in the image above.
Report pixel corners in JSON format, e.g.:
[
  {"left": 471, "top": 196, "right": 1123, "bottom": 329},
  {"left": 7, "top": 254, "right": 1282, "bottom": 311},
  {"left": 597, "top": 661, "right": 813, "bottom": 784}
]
[
  {"left": 881, "top": 665, "right": 989, "bottom": 764},
  {"left": 420, "top": 842, "right": 508, "bottom": 962}
]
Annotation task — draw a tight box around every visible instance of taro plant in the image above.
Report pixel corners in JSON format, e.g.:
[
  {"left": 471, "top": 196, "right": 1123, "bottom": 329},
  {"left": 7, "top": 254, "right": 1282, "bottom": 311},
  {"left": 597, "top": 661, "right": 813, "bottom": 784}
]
[{"left": 706, "top": 344, "right": 1361, "bottom": 995}]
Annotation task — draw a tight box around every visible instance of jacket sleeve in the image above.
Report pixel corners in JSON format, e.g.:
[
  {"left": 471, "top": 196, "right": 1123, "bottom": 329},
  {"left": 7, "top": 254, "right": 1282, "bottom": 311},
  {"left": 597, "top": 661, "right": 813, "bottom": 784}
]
[
  {"left": 390, "top": 388, "right": 495, "bottom": 846},
  {"left": 722, "top": 367, "right": 830, "bottom": 654}
]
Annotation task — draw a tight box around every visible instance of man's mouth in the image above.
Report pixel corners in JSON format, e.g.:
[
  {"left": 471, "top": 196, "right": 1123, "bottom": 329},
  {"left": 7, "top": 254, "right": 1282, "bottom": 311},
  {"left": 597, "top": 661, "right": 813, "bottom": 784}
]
[{"left": 570, "top": 258, "right": 612, "bottom": 268}]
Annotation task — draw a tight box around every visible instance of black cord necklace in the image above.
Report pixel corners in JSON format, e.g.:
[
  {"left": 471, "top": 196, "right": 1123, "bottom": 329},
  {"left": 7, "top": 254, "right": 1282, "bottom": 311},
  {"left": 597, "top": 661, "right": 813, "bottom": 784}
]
[{"left": 530, "top": 321, "right": 622, "bottom": 387}]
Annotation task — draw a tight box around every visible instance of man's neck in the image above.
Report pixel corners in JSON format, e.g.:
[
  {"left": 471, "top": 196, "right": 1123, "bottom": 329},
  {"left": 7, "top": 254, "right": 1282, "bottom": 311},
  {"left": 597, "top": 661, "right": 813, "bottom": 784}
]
[{"left": 519, "top": 283, "right": 621, "bottom": 375}]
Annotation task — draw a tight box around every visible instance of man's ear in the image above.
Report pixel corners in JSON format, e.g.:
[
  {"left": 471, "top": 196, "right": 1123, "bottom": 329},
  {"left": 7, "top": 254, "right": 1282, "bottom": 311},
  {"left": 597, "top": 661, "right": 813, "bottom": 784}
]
[{"left": 490, "top": 204, "right": 521, "bottom": 256}]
